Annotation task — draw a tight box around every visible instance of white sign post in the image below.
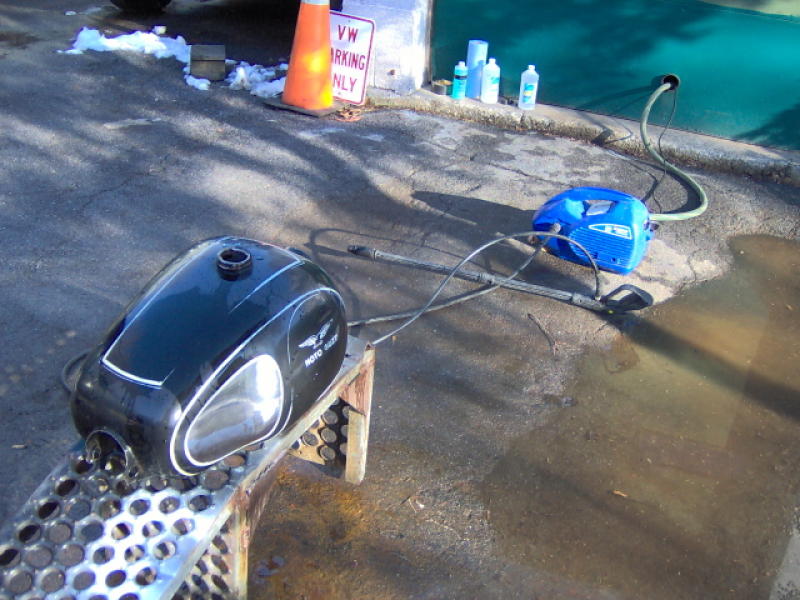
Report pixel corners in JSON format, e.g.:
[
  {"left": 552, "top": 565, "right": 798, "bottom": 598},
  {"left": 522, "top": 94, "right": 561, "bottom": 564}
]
[{"left": 330, "top": 11, "right": 375, "bottom": 105}]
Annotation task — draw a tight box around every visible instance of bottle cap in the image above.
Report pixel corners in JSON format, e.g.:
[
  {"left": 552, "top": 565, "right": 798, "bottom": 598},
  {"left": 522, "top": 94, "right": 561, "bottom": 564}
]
[
  {"left": 488, "top": 58, "right": 496, "bottom": 64},
  {"left": 529, "top": 65, "right": 536, "bottom": 70},
  {"left": 458, "top": 61, "right": 466, "bottom": 67}
]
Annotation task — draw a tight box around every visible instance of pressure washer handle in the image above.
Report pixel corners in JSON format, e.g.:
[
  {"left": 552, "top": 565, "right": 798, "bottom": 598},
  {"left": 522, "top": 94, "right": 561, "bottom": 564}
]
[
  {"left": 349, "top": 245, "right": 535, "bottom": 289},
  {"left": 600, "top": 284, "right": 654, "bottom": 313},
  {"left": 348, "top": 245, "right": 377, "bottom": 260},
  {"left": 348, "top": 244, "right": 652, "bottom": 314},
  {"left": 348, "top": 245, "right": 499, "bottom": 285}
]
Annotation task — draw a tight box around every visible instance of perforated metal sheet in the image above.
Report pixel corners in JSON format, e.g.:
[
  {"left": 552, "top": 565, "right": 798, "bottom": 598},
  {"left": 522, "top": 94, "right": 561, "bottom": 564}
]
[
  {"left": 0, "top": 444, "right": 264, "bottom": 600},
  {"left": 0, "top": 337, "right": 371, "bottom": 600}
]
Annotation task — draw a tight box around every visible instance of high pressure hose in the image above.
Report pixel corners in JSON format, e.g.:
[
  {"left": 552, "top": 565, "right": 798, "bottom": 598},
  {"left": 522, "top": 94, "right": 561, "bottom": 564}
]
[
  {"left": 62, "top": 92, "right": 686, "bottom": 382},
  {"left": 351, "top": 83, "right": 700, "bottom": 341},
  {"left": 365, "top": 230, "right": 603, "bottom": 346},
  {"left": 641, "top": 81, "right": 708, "bottom": 221}
]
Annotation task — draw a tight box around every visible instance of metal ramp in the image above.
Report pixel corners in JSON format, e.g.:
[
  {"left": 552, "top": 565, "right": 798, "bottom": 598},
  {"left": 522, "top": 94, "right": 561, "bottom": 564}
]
[{"left": 0, "top": 337, "right": 375, "bottom": 600}]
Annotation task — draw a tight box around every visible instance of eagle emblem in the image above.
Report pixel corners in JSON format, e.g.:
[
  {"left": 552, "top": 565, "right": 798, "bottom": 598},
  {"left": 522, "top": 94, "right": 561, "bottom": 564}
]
[{"left": 298, "top": 319, "right": 333, "bottom": 350}]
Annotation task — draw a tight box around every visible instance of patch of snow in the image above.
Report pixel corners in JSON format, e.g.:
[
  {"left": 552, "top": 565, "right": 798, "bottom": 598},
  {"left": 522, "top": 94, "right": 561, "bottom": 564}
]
[
  {"left": 225, "top": 62, "right": 285, "bottom": 98},
  {"left": 60, "top": 27, "right": 286, "bottom": 97},
  {"left": 251, "top": 75, "right": 286, "bottom": 98},
  {"left": 65, "top": 11, "right": 77, "bottom": 16},
  {"left": 62, "top": 27, "right": 190, "bottom": 63},
  {"left": 185, "top": 74, "right": 211, "bottom": 91},
  {"left": 227, "top": 64, "right": 261, "bottom": 90}
]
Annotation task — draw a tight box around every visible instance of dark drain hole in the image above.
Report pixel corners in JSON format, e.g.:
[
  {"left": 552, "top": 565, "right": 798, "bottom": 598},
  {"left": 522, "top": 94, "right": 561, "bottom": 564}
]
[
  {"left": 37, "top": 500, "right": 60, "bottom": 520},
  {"left": 106, "top": 570, "right": 126, "bottom": 587},
  {"left": 0, "top": 546, "right": 20, "bottom": 567},
  {"left": 55, "top": 478, "right": 78, "bottom": 496},
  {"left": 17, "top": 523, "right": 42, "bottom": 544}
]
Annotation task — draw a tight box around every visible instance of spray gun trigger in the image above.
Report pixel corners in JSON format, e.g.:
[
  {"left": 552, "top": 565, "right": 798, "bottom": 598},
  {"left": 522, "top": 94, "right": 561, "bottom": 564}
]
[{"left": 600, "top": 284, "right": 654, "bottom": 312}]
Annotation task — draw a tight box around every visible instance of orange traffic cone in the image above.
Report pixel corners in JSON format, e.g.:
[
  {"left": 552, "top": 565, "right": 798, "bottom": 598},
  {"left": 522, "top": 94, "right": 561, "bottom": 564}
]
[{"left": 282, "top": 0, "right": 334, "bottom": 112}]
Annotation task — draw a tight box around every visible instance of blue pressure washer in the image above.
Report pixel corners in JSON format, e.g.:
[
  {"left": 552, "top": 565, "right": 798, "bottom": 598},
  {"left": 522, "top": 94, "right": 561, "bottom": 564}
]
[
  {"left": 533, "top": 76, "right": 707, "bottom": 275},
  {"left": 532, "top": 187, "right": 654, "bottom": 275},
  {"left": 343, "top": 77, "right": 706, "bottom": 336}
]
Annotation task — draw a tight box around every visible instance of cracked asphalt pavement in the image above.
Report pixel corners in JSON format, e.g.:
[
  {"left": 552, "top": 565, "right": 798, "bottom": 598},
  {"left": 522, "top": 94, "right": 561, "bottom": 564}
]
[{"left": 1, "top": 0, "right": 799, "bottom": 598}]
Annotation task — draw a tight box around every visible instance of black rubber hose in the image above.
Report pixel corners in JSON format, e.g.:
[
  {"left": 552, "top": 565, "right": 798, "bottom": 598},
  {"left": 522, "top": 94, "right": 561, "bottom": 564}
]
[{"left": 362, "top": 230, "right": 601, "bottom": 345}]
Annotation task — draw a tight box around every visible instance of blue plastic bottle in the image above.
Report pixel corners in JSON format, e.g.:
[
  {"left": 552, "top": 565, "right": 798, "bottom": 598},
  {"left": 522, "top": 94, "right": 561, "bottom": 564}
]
[
  {"left": 465, "top": 40, "right": 488, "bottom": 99},
  {"left": 451, "top": 61, "right": 468, "bottom": 100}
]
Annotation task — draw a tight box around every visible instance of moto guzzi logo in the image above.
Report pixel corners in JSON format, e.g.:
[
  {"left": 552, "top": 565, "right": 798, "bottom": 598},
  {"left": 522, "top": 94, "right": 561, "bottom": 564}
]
[{"left": 299, "top": 320, "right": 339, "bottom": 368}]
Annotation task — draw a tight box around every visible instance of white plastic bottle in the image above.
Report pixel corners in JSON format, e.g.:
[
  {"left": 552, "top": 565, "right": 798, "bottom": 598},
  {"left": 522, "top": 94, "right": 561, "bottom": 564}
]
[
  {"left": 518, "top": 65, "right": 539, "bottom": 110},
  {"left": 480, "top": 58, "right": 501, "bottom": 104}
]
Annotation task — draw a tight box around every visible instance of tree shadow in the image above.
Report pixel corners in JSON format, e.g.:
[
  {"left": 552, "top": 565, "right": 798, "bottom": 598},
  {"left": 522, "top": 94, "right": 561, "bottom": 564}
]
[
  {"left": 1, "top": 5, "right": 798, "bottom": 599},
  {"left": 738, "top": 100, "right": 800, "bottom": 154},
  {"left": 0, "top": 0, "right": 592, "bottom": 526}
]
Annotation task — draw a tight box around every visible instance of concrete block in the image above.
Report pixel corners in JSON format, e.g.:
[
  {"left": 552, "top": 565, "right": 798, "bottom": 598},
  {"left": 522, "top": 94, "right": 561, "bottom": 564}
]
[
  {"left": 190, "top": 45, "right": 227, "bottom": 81},
  {"left": 342, "top": 0, "right": 431, "bottom": 95}
]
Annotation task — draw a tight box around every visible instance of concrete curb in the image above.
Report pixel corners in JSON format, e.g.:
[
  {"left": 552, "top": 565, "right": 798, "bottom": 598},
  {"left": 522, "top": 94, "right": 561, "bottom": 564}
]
[{"left": 367, "top": 88, "right": 800, "bottom": 187}]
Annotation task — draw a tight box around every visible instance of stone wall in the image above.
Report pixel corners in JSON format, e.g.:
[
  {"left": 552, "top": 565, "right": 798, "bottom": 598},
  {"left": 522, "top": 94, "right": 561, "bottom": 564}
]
[{"left": 341, "top": 0, "right": 431, "bottom": 94}]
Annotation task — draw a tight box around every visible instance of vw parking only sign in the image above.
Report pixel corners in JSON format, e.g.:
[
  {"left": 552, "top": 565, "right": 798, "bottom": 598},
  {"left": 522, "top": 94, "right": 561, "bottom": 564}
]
[{"left": 330, "top": 11, "right": 376, "bottom": 105}]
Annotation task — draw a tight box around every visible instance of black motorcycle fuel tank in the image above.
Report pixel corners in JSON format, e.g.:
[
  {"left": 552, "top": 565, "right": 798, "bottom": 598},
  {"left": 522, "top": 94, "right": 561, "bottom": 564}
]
[{"left": 71, "top": 237, "right": 348, "bottom": 477}]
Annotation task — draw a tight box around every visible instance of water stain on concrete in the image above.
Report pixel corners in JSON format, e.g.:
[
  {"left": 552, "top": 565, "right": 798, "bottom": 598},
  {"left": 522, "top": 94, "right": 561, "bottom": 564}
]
[
  {"left": 248, "top": 466, "right": 377, "bottom": 599},
  {"left": 0, "top": 31, "right": 40, "bottom": 49},
  {"left": 482, "top": 234, "right": 800, "bottom": 599},
  {"left": 247, "top": 458, "right": 471, "bottom": 600}
]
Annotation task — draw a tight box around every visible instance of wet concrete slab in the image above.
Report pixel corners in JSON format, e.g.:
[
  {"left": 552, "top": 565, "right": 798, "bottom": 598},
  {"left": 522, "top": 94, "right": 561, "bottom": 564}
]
[
  {"left": 0, "top": 1, "right": 799, "bottom": 598},
  {"left": 483, "top": 235, "right": 800, "bottom": 600},
  {"left": 247, "top": 236, "right": 800, "bottom": 599}
]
